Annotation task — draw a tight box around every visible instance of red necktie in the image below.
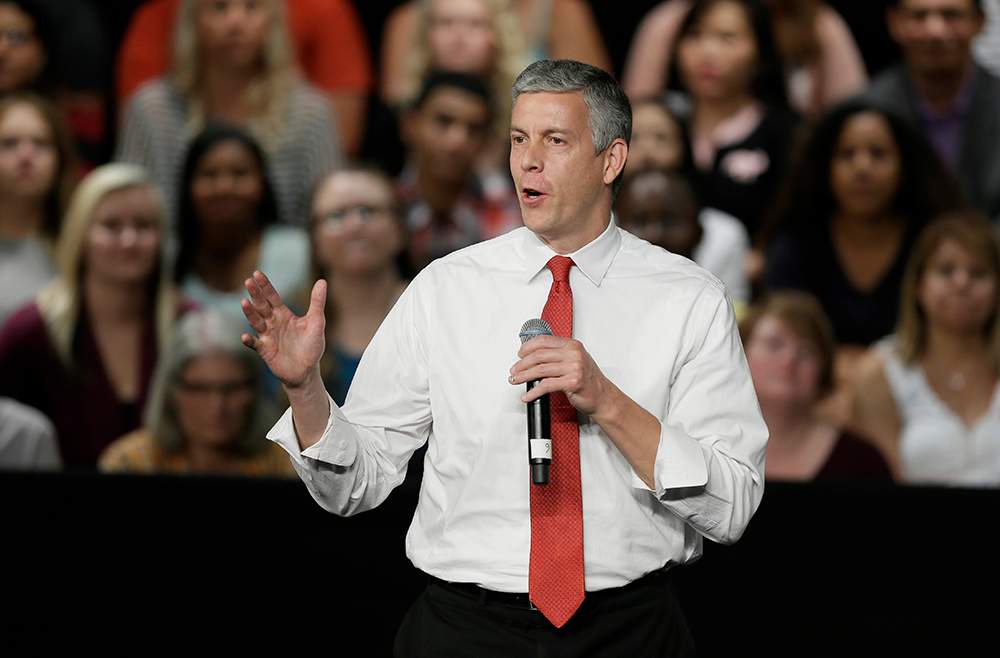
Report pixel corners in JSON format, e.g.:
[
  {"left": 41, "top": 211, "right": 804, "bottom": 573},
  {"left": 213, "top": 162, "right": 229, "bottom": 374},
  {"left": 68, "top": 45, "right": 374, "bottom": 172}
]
[{"left": 529, "top": 255, "right": 585, "bottom": 628}]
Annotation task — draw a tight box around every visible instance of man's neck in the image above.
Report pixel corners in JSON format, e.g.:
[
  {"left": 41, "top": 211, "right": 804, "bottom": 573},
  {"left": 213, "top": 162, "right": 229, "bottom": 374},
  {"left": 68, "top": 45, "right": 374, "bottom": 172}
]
[
  {"left": 910, "top": 59, "right": 974, "bottom": 114},
  {"left": 414, "top": 166, "right": 466, "bottom": 216}
]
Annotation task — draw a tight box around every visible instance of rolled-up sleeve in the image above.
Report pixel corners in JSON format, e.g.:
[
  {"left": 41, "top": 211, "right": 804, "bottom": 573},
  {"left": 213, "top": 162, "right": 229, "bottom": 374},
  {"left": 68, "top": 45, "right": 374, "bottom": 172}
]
[
  {"left": 632, "top": 284, "right": 768, "bottom": 545},
  {"left": 266, "top": 272, "right": 433, "bottom": 516}
]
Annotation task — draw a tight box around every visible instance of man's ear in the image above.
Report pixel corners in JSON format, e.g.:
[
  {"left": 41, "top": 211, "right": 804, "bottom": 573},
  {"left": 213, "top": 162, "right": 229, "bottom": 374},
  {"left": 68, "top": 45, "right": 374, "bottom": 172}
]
[{"left": 602, "top": 139, "right": 628, "bottom": 187}]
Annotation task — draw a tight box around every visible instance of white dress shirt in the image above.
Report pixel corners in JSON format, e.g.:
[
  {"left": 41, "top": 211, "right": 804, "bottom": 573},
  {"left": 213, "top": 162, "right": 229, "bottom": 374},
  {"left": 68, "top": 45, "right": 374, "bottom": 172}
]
[{"left": 268, "top": 219, "right": 768, "bottom": 592}]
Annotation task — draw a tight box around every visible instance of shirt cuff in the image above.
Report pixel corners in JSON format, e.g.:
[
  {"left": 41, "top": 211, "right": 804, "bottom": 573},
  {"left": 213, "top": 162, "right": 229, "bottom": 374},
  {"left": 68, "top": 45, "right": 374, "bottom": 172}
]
[
  {"left": 266, "top": 393, "right": 358, "bottom": 467},
  {"left": 631, "top": 422, "right": 709, "bottom": 495}
]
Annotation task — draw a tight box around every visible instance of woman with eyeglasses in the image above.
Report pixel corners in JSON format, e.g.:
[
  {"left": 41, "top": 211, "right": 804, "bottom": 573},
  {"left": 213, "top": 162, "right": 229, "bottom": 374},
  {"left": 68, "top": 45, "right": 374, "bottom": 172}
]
[
  {"left": 98, "top": 309, "right": 291, "bottom": 476},
  {"left": 0, "top": 163, "right": 190, "bottom": 469},
  {"left": 306, "top": 166, "right": 411, "bottom": 405}
]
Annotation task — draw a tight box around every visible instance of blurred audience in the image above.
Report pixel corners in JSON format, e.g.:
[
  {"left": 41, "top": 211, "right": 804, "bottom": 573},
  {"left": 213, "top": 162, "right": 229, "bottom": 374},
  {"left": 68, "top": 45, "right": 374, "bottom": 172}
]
[
  {"left": 173, "top": 123, "right": 308, "bottom": 326},
  {"left": 625, "top": 0, "right": 867, "bottom": 116},
  {"left": 116, "top": 0, "right": 371, "bottom": 156},
  {"left": 668, "top": 0, "right": 800, "bottom": 238},
  {"left": 852, "top": 212, "right": 1000, "bottom": 486},
  {"left": 867, "top": 0, "right": 1000, "bottom": 221},
  {"left": 382, "top": 0, "right": 610, "bottom": 110},
  {"left": 973, "top": 0, "right": 1000, "bottom": 76},
  {"left": 0, "top": 92, "right": 77, "bottom": 325},
  {"left": 763, "top": 100, "right": 963, "bottom": 350},
  {"left": 99, "top": 309, "right": 291, "bottom": 477},
  {"left": 0, "top": 396, "right": 59, "bottom": 469},
  {"left": 741, "top": 292, "right": 892, "bottom": 481},
  {"left": 398, "top": 71, "right": 520, "bottom": 270},
  {"left": 309, "top": 166, "right": 410, "bottom": 405},
  {"left": 0, "top": 163, "right": 190, "bottom": 469},
  {"left": 0, "top": 0, "right": 108, "bottom": 167},
  {"left": 115, "top": 0, "right": 343, "bottom": 230},
  {"left": 624, "top": 98, "right": 692, "bottom": 178},
  {"left": 616, "top": 169, "right": 750, "bottom": 304}
]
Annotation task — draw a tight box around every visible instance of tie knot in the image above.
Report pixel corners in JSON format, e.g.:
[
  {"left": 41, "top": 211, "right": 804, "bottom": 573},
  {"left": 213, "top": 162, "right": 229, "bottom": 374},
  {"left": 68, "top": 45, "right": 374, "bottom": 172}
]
[{"left": 547, "top": 256, "right": 574, "bottom": 283}]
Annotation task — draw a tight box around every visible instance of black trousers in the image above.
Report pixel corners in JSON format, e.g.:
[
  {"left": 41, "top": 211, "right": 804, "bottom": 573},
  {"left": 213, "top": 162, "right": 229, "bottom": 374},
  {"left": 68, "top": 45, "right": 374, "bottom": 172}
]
[{"left": 393, "top": 569, "right": 696, "bottom": 657}]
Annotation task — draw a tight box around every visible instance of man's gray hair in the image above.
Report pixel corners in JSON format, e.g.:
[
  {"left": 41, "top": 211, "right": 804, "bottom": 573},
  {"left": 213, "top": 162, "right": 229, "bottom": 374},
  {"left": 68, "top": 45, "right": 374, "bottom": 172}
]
[{"left": 512, "top": 59, "right": 632, "bottom": 197}]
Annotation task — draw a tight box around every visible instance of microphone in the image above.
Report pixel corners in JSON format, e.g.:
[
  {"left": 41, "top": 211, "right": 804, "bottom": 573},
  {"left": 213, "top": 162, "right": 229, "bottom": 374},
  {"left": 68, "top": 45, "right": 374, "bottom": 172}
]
[{"left": 519, "top": 319, "right": 552, "bottom": 485}]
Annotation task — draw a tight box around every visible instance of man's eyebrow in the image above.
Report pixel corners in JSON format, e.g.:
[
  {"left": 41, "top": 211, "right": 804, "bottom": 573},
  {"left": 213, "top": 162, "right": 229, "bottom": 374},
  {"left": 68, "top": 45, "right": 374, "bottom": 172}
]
[{"left": 508, "top": 126, "right": 572, "bottom": 136}]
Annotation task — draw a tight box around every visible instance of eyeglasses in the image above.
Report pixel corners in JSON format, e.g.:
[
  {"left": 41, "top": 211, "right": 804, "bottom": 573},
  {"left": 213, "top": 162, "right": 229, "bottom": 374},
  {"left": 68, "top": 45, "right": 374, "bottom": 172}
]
[
  {"left": 318, "top": 204, "right": 394, "bottom": 228},
  {"left": 176, "top": 379, "right": 254, "bottom": 397},
  {"left": 0, "top": 28, "right": 35, "bottom": 47}
]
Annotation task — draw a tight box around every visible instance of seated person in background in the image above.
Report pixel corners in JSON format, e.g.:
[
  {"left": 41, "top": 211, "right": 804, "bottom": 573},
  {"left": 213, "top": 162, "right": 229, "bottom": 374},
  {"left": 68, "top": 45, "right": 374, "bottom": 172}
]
[
  {"left": 99, "top": 309, "right": 291, "bottom": 477},
  {"left": 0, "top": 0, "right": 108, "bottom": 167},
  {"left": 852, "top": 212, "right": 1000, "bottom": 487},
  {"left": 0, "top": 92, "right": 77, "bottom": 325},
  {"left": 0, "top": 396, "right": 60, "bottom": 470},
  {"left": 624, "top": 0, "right": 868, "bottom": 116},
  {"left": 616, "top": 169, "right": 751, "bottom": 306},
  {"left": 624, "top": 98, "right": 691, "bottom": 177},
  {"left": 115, "top": 0, "right": 372, "bottom": 156},
  {"left": 741, "top": 292, "right": 892, "bottom": 481},
  {"left": 398, "top": 71, "right": 521, "bottom": 270},
  {"left": 0, "top": 164, "right": 190, "bottom": 469},
  {"left": 866, "top": 0, "right": 1000, "bottom": 221},
  {"left": 308, "top": 166, "right": 411, "bottom": 406},
  {"left": 382, "top": 0, "right": 610, "bottom": 109},
  {"left": 173, "top": 123, "right": 308, "bottom": 328},
  {"left": 668, "top": 0, "right": 801, "bottom": 238},
  {"left": 762, "top": 100, "right": 964, "bottom": 420},
  {"left": 115, "top": 0, "right": 343, "bottom": 229}
]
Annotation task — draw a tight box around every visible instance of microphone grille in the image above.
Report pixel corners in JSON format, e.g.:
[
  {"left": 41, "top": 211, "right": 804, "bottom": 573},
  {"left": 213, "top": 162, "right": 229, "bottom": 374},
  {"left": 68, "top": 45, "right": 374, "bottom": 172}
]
[{"left": 519, "top": 318, "right": 552, "bottom": 344}]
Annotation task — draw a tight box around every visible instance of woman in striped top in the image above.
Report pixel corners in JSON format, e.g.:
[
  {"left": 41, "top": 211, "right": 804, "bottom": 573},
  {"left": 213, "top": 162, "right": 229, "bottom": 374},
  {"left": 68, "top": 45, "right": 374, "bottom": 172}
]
[{"left": 115, "top": 0, "right": 343, "bottom": 236}]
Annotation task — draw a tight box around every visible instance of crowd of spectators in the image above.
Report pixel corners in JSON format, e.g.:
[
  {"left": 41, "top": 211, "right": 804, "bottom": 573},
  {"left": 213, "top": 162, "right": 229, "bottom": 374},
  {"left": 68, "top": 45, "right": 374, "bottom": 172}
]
[{"left": 1, "top": 0, "right": 999, "bottom": 489}]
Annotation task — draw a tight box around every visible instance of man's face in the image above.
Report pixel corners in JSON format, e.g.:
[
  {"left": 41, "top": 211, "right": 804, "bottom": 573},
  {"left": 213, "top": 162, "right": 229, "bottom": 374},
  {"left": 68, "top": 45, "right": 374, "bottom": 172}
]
[
  {"left": 888, "top": 0, "right": 983, "bottom": 77},
  {"left": 510, "top": 91, "right": 621, "bottom": 250},
  {"left": 406, "top": 86, "right": 491, "bottom": 184}
]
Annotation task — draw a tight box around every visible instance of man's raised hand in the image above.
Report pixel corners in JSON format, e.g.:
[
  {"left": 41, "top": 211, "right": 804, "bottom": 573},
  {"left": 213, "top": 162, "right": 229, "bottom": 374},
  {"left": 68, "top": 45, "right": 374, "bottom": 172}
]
[{"left": 241, "top": 271, "right": 327, "bottom": 389}]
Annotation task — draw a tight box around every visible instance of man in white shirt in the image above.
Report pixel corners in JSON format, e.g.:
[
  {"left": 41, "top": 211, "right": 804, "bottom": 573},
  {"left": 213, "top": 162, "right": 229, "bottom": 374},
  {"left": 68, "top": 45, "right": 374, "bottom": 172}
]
[{"left": 241, "top": 59, "right": 767, "bottom": 657}]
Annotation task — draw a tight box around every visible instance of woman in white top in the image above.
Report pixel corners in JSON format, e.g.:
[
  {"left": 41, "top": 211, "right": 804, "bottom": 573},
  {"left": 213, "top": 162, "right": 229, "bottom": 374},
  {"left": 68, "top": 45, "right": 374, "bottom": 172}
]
[{"left": 852, "top": 211, "right": 1000, "bottom": 486}]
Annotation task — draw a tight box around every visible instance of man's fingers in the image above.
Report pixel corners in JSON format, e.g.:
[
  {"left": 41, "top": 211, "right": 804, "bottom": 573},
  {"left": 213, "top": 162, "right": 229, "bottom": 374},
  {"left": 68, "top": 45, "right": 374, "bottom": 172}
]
[
  {"left": 510, "top": 362, "right": 565, "bottom": 385},
  {"left": 517, "top": 334, "right": 569, "bottom": 357},
  {"left": 521, "top": 376, "right": 569, "bottom": 403},
  {"left": 253, "top": 270, "right": 285, "bottom": 310},
  {"left": 305, "top": 278, "right": 328, "bottom": 322},
  {"left": 510, "top": 348, "right": 572, "bottom": 378},
  {"left": 241, "top": 332, "right": 259, "bottom": 350},
  {"left": 241, "top": 299, "right": 268, "bottom": 333}
]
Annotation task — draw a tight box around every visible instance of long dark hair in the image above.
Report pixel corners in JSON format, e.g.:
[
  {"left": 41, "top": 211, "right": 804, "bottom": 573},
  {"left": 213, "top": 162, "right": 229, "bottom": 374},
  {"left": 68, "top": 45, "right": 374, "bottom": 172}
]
[
  {"left": 760, "top": 99, "right": 964, "bottom": 246},
  {"left": 668, "top": 0, "right": 791, "bottom": 110},
  {"left": 173, "top": 122, "right": 279, "bottom": 283}
]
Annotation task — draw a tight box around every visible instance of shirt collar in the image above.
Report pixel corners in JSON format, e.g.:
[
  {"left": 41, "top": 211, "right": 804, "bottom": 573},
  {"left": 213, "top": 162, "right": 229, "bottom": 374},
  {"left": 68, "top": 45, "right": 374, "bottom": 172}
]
[{"left": 519, "top": 215, "right": 622, "bottom": 286}]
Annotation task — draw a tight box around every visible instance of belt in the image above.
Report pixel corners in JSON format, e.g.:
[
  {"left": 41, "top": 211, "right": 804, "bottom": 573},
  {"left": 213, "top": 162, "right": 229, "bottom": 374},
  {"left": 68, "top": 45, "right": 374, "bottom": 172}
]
[{"left": 426, "top": 567, "right": 671, "bottom": 612}]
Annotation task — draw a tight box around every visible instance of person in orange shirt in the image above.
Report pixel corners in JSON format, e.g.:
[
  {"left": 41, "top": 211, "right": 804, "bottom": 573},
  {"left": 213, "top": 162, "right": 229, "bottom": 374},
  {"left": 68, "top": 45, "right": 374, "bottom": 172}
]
[{"left": 116, "top": 0, "right": 372, "bottom": 155}]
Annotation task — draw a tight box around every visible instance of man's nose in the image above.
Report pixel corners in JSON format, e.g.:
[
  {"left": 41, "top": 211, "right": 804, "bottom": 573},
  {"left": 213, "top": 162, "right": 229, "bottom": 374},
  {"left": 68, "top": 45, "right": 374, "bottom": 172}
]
[{"left": 518, "top": 140, "right": 543, "bottom": 172}]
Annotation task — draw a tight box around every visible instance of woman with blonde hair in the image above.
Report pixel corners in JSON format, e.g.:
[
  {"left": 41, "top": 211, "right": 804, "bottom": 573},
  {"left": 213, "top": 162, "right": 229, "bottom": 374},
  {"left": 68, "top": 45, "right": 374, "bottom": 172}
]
[
  {"left": 99, "top": 309, "right": 291, "bottom": 477},
  {"left": 115, "top": 0, "right": 342, "bottom": 229},
  {"left": 381, "top": 0, "right": 610, "bottom": 113},
  {"left": 852, "top": 211, "right": 1000, "bottom": 485},
  {"left": 0, "top": 163, "right": 191, "bottom": 468},
  {"left": 0, "top": 92, "right": 79, "bottom": 324}
]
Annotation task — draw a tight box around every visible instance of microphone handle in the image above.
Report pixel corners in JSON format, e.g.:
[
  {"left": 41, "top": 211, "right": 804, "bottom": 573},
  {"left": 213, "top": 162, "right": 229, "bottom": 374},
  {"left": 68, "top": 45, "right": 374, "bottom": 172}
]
[{"left": 526, "top": 379, "right": 551, "bottom": 485}]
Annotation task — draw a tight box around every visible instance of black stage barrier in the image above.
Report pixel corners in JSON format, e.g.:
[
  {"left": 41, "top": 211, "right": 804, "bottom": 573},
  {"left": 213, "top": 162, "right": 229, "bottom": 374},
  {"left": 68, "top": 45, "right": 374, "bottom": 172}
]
[{"left": 1, "top": 471, "right": 993, "bottom": 656}]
